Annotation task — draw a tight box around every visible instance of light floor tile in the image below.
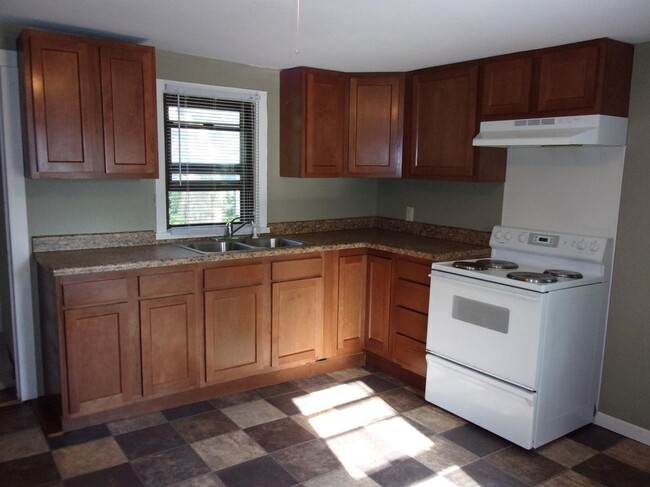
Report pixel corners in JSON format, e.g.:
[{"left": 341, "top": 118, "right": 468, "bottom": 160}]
[
  {"left": 52, "top": 437, "right": 127, "bottom": 479},
  {"left": 191, "top": 430, "right": 266, "bottom": 470},
  {"left": 414, "top": 435, "right": 479, "bottom": 474},
  {"left": 302, "top": 467, "right": 382, "bottom": 487},
  {"left": 0, "top": 427, "right": 49, "bottom": 463},
  {"left": 221, "top": 399, "right": 286, "bottom": 429},
  {"left": 538, "top": 470, "right": 606, "bottom": 487},
  {"left": 604, "top": 438, "right": 650, "bottom": 473},
  {"left": 327, "top": 367, "right": 371, "bottom": 382},
  {"left": 404, "top": 405, "right": 466, "bottom": 434},
  {"left": 537, "top": 437, "right": 599, "bottom": 468}
]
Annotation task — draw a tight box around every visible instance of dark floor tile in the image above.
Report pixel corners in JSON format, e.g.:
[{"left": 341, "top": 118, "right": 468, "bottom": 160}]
[
  {"left": 47, "top": 424, "right": 111, "bottom": 450},
  {"left": 162, "top": 401, "right": 215, "bottom": 421},
  {"left": 172, "top": 410, "right": 239, "bottom": 443},
  {"left": 115, "top": 422, "right": 185, "bottom": 460},
  {"left": 485, "top": 445, "right": 565, "bottom": 484},
  {"left": 131, "top": 445, "right": 210, "bottom": 487},
  {"left": 272, "top": 439, "right": 341, "bottom": 482},
  {"left": 369, "top": 457, "right": 436, "bottom": 487},
  {"left": 65, "top": 463, "right": 143, "bottom": 487},
  {"left": 573, "top": 452, "right": 650, "bottom": 487},
  {"left": 0, "top": 387, "right": 17, "bottom": 404},
  {"left": 566, "top": 424, "right": 626, "bottom": 451},
  {"left": 445, "top": 459, "right": 529, "bottom": 487},
  {"left": 209, "top": 390, "right": 262, "bottom": 409},
  {"left": 442, "top": 423, "right": 512, "bottom": 457},
  {"left": 0, "top": 402, "right": 38, "bottom": 435},
  {"left": 217, "top": 455, "right": 297, "bottom": 487},
  {"left": 346, "top": 374, "right": 399, "bottom": 394},
  {"left": 377, "top": 388, "right": 428, "bottom": 412},
  {"left": 291, "top": 374, "right": 337, "bottom": 390},
  {"left": 245, "top": 417, "right": 314, "bottom": 453},
  {"left": 255, "top": 381, "right": 303, "bottom": 399},
  {"left": 264, "top": 390, "right": 311, "bottom": 416},
  {"left": 0, "top": 452, "right": 60, "bottom": 487}
]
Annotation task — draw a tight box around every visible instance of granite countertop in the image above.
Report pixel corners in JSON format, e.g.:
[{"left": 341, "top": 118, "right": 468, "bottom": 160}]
[{"left": 34, "top": 228, "right": 491, "bottom": 276}]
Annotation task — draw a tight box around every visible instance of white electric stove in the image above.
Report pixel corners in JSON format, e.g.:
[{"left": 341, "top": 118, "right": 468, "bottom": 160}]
[{"left": 425, "top": 225, "right": 613, "bottom": 449}]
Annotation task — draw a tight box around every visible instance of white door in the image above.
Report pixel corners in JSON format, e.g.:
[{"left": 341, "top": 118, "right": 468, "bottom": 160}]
[{"left": 427, "top": 271, "right": 547, "bottom": 390}]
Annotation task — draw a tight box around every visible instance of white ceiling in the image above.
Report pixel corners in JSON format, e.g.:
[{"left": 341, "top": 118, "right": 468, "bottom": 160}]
[{"left": 2, "top": 0, "right": 650, "bottom": 72}]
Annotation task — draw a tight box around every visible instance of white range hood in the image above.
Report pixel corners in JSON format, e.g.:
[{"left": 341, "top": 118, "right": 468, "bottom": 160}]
[{"left": 473, "top": 114, "right": 628, "bottom": 147}]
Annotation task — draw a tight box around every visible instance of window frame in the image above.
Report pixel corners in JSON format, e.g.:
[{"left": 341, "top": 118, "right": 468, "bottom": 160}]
[{"left": 155, "top": 79, "right": 268, "bottom": 240}]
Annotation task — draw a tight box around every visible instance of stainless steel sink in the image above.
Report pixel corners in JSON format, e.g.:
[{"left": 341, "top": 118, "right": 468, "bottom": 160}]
[
  {"left": 176, "top": 240, "right": 257, "bottom": 254},
  {"left": 241, "top": 237, "right": 305, "bottom": 248}
]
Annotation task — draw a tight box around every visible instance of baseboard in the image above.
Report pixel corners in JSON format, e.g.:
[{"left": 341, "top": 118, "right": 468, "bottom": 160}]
[{"left": 594, "top": 411, "right": 650, "bottom": 446}]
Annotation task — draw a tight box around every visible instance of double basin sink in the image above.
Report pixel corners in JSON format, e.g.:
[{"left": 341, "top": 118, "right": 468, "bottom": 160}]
[{"left": 176, "top": 237, "right": 306, "bottom": 255}]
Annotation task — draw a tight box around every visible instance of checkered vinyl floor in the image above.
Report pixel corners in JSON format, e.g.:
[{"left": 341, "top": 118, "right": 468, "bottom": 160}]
[{"left": 0, "top": 367, "right": 648, "bottom": 486}]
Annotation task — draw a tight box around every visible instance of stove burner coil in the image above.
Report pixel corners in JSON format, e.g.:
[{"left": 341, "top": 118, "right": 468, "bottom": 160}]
[
  {"left": 453, "top": 261, "right": 488, "bottom": 271},
  {"left": 543, "top": 269, "right": 583, "bottom": 279},
  {"left": 507, "top": 272, "right": 558, "bottom": 284},
  {"left": 476, "top": 259, "right": 519, "bottom": 270}
]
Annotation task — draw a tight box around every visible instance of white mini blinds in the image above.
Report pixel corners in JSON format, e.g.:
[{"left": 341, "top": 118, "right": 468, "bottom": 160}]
[{"left": 163, "top": 91, "right": 260, "bottom": 228}]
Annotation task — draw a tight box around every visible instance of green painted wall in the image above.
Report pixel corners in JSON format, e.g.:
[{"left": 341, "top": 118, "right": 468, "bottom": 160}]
[
  {"left": 376, "top": 179, "right": 503, "bottom": 231},
  {"left": 599, "top": 42, "right": 650, "bottom": 430}
]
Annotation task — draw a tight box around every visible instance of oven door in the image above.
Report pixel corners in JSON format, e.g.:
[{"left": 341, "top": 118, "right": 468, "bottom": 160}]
[{"left": 427, "top": 271, "right": 548, "bottom": 390}]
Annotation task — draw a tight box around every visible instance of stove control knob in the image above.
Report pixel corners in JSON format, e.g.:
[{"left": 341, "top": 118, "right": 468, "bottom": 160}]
[
  {"left": 504, "top": 231, "right": 512, "bottom": 240},
  {"left": 518, "top": 232, "right": 527, "bottom": 243},
  {"left": 589, "top": 241, "right": 601, "bottom": 252},
  {"left": 495, "top": 230, "right": 503, "bottom": 239},
  {"left": 577, "top": 240, "right": 587, "bottom": 250}
]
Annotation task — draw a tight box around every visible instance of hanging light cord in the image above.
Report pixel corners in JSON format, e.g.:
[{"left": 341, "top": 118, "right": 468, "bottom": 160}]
[{"left": 295, "top": 0, "right": 301, "bottom": 55}]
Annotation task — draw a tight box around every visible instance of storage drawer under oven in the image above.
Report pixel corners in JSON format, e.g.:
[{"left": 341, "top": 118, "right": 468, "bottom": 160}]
[{"left": 427, "top": 271, "right": 548, "bottom": 390}]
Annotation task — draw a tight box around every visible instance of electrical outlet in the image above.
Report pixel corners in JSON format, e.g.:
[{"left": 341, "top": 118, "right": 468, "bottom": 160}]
[{"left": 406, "top": 206, "right": 414, "bottom": 222}]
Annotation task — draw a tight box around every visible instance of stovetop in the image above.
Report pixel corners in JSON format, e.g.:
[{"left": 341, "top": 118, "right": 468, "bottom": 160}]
[{"left": 430, "top": 226, "right": 612, "bottom": 292}]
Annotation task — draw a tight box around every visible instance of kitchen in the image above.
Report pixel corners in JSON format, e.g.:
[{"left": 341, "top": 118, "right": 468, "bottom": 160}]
[{"left": 0, "top": 1, "right": 649, "bottom": 486}]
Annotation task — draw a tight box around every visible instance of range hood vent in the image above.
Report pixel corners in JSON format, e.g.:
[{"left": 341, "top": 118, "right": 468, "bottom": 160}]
[{"left": 473, "top": 114, "right": 628, "bottom": 147}]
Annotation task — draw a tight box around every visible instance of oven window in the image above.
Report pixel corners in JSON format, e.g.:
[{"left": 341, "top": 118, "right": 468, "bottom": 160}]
[{"left": 452, "top": 296, "right": 510, "bottom": 333}]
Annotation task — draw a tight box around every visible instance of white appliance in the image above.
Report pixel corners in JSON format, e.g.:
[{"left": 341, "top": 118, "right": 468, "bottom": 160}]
[
  {"left": 472, "top": 114, "right": 628, "bottom": 147},
  {"left": 425, "top": 225, "right": 612, "bottom": 449}
]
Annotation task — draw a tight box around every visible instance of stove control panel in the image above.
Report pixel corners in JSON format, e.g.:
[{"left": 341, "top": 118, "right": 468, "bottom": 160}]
[{"left": 491, "top": 226, "right": 609, "bottom": 262}]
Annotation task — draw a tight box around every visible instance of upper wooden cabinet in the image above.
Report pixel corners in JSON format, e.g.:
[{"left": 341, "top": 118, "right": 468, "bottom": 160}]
[
  {"left": 405, "top": 65, "right": 506, "bottom": 181},
  {"left": 480, "top": 38, "right": 634, "bottom": 120},
  {"left": 348, "top": 74, "right": 404, "bottom": 177},
  {"left": 19, "top": 29, "right": 158, "bottom": 179},
  {"left": 280, "top": 67, "right": 346, "bottom": 177},
  {"left": 280, "top": 67, "right": 404, "bottom": 178}
]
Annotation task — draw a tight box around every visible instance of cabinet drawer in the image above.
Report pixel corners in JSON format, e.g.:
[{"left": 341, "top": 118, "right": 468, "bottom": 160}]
[
  {"left": 272, "top": 258, "right": 322, "bottom": 281},
  {"left": 395, "top": 259, "right": 431, "bottom": 285},
  {"left": 63, "top": 279, "right": 129, "bottom": 308},
  {"left": 393, "top": 333, "right": 426, "bottom": 377},
  {"left": 393, "top": 279, "right": 429, "bottom": 314},
  {"left": 204, "top": 264, "right": 265, "bottom": 290},
  {"left": 392, "top": 306, "right": 428, "bottom": 343},
  {"left": 139, "top": 270, "right": 195, "bottom": 298}
]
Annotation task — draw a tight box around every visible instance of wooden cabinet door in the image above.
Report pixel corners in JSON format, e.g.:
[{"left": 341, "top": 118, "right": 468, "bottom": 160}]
[
  {"left": 408, "top": 65, "right": 479, "bottom": 179},
  {"left": 337, "top": 254, "right": 367, "bottom": 354},
  {"left": 205, "top": 285, "right": 268, "bottom": 382},
  {"left": 64, "top": 303, "right": 136, "bottom": 415},
  {"left": 22, "top": 33, "right": 104, "bottom": 177},
  {"left": 100, "top": 46, "right": 158, "bottom": 177},
  {"left": 348, "top": 75, "right": 403, "bottom": 177},
  {"left": 365, "top": 255, "right": 392, "bottom": 357},
  {"left": 140, "top": 294, "right": 198, "bottom": 396},
  {"left": 481, "top": 56, "right": 533, "bottom": 119},
  {"left": 272, "top": 277, "right": 324, "bottom": 366},
  {"left": 305, "top": 71, "right": 346, "bottom": 176},
  {"left": 537, "top": 43, "right": 600, "bottom": 114}
]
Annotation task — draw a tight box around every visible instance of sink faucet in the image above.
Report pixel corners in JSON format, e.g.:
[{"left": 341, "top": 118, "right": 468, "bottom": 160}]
[{"left": 224, "top": 216, "right": 250, "bottom": 239}]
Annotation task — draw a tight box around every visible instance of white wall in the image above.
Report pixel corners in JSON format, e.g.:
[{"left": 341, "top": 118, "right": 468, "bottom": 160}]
[{"left": 501, "top": 146, "right": 625, "bottom": 238}]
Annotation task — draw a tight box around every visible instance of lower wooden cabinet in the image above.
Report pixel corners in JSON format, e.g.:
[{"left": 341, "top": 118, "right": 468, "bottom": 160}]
[
  {"left": 365, "top": 254, "right": 392, "bottom": 358},
  {"left": 64, "top": 302, "right": 137, "bottom": 415},
  {"left": 140, "top": 294, "right": 198, "bottom": 396},
  {"left": 336, "top": 253, "right": 367, "bottom": 354},
  {"left": 205, "top": 285, "right": 268, "bottom": 382}
]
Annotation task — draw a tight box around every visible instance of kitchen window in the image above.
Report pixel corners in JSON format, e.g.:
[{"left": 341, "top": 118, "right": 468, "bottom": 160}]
[{"left": 155, "top": 80, "right": 268, "bottom": 239}]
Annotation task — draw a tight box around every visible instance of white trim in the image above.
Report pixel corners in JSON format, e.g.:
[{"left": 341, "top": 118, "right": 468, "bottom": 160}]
[
  {"left": 154, "top": 79, "right": 268, "bottom": 240},
  {"left": 0, "top": 49, "right": 38, "bottom": 400},
  {"left": 594, "top": 411, "right": 650, "bottom": 446}
]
